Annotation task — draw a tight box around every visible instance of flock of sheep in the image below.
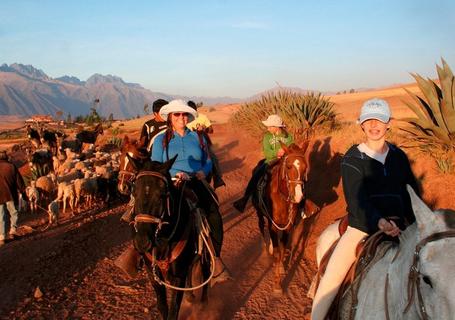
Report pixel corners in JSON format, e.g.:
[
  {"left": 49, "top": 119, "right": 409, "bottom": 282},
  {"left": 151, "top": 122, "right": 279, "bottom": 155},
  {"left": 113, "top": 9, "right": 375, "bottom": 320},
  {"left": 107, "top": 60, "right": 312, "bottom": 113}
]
[{"left": 23, "top": 125, "right": 122, "bottom": 227}]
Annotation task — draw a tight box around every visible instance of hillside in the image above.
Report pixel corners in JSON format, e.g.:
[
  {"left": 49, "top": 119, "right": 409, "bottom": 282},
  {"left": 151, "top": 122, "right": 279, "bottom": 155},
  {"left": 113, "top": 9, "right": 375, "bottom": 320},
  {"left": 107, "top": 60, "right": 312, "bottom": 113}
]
[{"left": 0, "top": 63, "right": 241, "bottom": 118}]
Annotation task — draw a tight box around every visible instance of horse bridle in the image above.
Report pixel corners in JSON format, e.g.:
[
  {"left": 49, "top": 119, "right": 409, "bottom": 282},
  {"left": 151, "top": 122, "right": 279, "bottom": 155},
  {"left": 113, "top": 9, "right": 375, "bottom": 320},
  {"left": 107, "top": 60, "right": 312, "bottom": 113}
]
[
  {"left": 132, "top": 171, "right": 172, "bottom": 227},
  {"left": 401, "top": 229, "right": 455, "bottom": 320},
  {"left": 279, "top": 154, "right": 307, "bottom": 202},
  {"left": 118, "top": 152, "right": 146, "bottom": 193}
]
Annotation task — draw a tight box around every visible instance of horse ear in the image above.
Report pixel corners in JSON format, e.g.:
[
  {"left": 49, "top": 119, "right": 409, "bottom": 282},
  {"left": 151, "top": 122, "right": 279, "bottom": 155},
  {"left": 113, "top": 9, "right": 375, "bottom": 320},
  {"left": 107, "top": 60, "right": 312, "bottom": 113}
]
[
  {"left": 300, "top": 140, "right": 310, "bottom": 154},
  {"left": 161, "top": 155, "right": 178, "bottom": 173},
  {"left": 407, "top": 185, "right": 437, "bottom": 237},
  {"left": 137, "top": 136, "right": 147, "bottom": 149},
  {"left": 126, "top": 153, "right": 142, "bottom": 171},
  {"left": 122, "top": 135, "right": 129, "bottom": 147}
]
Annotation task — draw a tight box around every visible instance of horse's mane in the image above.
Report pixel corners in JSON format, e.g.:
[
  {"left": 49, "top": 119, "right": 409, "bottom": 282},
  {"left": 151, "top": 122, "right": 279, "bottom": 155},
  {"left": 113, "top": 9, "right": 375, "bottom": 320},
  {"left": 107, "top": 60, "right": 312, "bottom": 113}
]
[{"left": 286, "top": 143, "right": 305, "bottom": 155}]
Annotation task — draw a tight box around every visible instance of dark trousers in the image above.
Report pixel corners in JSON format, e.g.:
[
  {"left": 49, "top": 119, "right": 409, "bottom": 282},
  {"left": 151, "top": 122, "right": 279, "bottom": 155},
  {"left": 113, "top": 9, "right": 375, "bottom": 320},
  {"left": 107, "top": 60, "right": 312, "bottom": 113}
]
[
  {"left": 241, "top": 159, "right": 268, "bottom": 202},
  {"left": 208, "top": 147, "right": 223, "bottom": 182},
  {"left": 186, "top": 179, "right": 223, "bottom": 257}
]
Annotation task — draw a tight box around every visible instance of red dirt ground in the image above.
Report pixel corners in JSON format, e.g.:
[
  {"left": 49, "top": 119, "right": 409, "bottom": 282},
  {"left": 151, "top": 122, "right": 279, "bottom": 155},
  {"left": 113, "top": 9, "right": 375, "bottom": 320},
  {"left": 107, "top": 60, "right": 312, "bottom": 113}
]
[{"left": 0, "top": 100, "right": 454, "bottom": 319}]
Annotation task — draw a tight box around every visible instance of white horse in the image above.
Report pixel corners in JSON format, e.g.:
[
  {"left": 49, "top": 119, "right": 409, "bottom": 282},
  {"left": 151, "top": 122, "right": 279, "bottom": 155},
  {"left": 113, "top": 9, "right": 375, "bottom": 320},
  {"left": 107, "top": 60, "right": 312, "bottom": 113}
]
[{"left": 315, "top": 186, "right": 455, "bottom": 319}]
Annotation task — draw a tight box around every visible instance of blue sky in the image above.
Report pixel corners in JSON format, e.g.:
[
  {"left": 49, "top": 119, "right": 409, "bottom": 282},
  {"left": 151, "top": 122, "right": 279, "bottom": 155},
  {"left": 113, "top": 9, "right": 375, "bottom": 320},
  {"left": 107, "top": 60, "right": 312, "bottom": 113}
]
[{"left": 1, "top": 0, "right": 454, "bottom": 98}]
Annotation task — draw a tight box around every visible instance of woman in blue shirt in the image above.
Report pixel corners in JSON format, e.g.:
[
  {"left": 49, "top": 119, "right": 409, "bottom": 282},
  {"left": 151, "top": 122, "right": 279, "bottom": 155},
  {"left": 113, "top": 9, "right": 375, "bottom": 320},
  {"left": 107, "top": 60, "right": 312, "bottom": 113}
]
[{"left": 152, "top": 99, "right": 230, "bottom": 284}]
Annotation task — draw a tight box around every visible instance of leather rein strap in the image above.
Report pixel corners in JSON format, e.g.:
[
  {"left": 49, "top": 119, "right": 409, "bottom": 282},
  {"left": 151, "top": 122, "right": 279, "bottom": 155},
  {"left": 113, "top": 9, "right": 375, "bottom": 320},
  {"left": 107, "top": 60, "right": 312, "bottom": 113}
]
[
  {"left": 278, "top": 154, "right": 306, "bottom": 201},
  {"left": 401, "top": 230, "right": 455, "bottom": 319}
]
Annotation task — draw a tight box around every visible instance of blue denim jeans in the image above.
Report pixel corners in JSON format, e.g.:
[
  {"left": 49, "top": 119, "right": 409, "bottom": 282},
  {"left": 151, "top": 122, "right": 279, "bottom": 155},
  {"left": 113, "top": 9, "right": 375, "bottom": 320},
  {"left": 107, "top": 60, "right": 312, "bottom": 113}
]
[{"left": 0, "top": 201, "right": 18, "bottom": 241}]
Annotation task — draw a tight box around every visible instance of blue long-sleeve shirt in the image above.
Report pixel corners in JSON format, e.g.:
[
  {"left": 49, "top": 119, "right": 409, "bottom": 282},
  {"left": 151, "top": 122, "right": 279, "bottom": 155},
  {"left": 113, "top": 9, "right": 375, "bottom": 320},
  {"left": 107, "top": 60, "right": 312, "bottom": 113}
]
[{"left": 151, "top": 128, "right": 212, "bottom": 177}]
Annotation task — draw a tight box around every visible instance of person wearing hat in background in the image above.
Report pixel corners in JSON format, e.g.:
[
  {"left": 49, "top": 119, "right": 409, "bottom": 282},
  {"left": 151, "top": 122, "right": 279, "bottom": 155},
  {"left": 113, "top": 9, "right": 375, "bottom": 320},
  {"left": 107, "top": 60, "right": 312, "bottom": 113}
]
[
  {"left": 186, "top": 100, "right": 226, "bottom": 189},
  {"left": 310, "top": 98, "right": 420, "bottom": 320},
  {"left": 233, "top": 114, "right": 294, "bottom": 213},
  {"left": 139, "top": 99, "right": 169, "bottom": 154},
  {"left": 152, "top": 99, "right": 231, "bottom": 284},
  {"left": 0, "top": 149, "right": 27, "bottom": 246}
]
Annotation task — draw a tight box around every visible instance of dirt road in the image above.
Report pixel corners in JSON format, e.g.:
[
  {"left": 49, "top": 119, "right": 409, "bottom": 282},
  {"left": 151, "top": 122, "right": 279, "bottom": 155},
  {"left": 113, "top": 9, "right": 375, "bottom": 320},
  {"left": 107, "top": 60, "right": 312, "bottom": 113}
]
[{"left": 0, "top": 124, "right": 349, "bottom": 320}]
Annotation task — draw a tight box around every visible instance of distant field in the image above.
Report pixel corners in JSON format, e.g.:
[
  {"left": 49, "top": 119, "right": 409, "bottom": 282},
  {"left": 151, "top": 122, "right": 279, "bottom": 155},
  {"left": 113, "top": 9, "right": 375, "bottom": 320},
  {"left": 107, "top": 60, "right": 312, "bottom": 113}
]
[{"left": 0, "top": 115, "right": 27, "bottom": 130}]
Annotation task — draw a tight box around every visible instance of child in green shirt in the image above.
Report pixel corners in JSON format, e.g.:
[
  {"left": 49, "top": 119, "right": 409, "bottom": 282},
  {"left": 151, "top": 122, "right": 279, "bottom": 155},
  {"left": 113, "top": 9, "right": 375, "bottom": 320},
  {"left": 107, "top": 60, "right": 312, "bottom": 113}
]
[{"left": 233, "top": 114, "right": 293, "bottom": 212}]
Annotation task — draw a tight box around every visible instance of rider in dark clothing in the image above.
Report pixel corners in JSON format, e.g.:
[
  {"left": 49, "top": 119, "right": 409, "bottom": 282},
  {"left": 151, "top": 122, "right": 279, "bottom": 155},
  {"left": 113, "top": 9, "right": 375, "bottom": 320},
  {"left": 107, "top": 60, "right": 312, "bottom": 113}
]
[
  {"left": 341, "top": 142, "right": 419, "bottom": 234},
  {"left": 139, "top": 99, "right": 169, "bottom": 153}
]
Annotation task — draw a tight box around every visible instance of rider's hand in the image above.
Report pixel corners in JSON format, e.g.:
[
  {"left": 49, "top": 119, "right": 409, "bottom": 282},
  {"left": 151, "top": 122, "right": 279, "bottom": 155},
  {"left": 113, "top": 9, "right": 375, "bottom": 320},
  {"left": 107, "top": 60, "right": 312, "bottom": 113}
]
[
  {"left": 175, "top": 172, "right": 190, "bottom": 181},
  {"left": 277, "top": 149, "right": 285, "bottom": 158},
  {"left": 195, "top": 171, "right": 206, "bottom": 180},
  {"left": 378, "top": 218, "right": 401, "bottom": 237}
]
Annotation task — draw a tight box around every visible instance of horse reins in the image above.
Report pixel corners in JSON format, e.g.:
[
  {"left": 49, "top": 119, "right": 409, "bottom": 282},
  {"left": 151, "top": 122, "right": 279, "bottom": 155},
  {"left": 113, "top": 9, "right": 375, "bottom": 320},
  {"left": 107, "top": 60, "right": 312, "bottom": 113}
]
[
  {"left": 132, "top": 170, "right": 218, "bottom": 291},
  {"left": 382, "top": 229, "right": 455, "bottom": 320}
]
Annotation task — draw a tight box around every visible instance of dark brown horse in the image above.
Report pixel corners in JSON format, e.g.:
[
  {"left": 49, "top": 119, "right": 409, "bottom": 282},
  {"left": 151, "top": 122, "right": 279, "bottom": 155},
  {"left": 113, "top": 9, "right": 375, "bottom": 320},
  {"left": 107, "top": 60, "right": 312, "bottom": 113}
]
[
  {"left": 126, "top": 155, "right": 212, "bottom": 320},
  {"left": 26, "top": 125, "right": 41, "bottom": 149},
  {"left": 75, "top": 123, "right": 104, "bottom": 148},
  {"left": 252, "top": 141, "right": 317, "bottom": 293}
]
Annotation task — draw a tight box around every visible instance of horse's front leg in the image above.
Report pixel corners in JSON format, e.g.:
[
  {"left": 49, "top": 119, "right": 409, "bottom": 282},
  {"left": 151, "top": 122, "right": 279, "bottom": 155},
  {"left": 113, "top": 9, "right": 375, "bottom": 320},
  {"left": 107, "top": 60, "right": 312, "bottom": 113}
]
[
  {"left": 144, "top": 264, "right": 168, "bottom": 319},
  {"left": 168, "top": 277, "right": 186, "bottom": 320},
  {"left": 152, "top": 281, "right": 168, "bottom": 320},
  {"left": 270, "top": 229, "right": 283, "bottom": 294}
]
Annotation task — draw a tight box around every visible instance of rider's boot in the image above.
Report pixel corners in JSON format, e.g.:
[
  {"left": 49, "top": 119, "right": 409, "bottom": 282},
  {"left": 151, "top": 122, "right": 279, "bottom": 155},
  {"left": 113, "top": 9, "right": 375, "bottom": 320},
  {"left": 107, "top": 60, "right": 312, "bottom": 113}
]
[
  {"left": 213, "top": 176, "right": 226, "bottom": 189},
  {"left": 114, "top": 245, "right": 141, "bottom": 279},
  {"left": 211, "top": 257, "right": 233, "bottom": 287},
  {"left": 233, "top": 197, "right": 248, "bottom": 213}
]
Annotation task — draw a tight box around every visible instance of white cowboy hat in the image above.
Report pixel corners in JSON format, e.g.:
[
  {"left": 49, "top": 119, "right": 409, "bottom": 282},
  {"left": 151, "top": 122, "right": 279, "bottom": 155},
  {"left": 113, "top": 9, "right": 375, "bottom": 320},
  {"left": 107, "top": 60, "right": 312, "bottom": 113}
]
[
  {"left": 159, "top": 99, "right": 198, "bottom": 122},
  {"left": 261, "top": 114, "right": 285, "bottom": 127}
]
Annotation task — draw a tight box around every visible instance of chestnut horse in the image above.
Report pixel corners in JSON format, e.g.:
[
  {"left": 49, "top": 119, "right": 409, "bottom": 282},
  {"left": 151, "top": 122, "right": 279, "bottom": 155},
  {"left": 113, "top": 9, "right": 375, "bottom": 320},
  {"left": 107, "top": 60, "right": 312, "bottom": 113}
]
[
  {"left": 117, "top": 135, "right": 148, "bottom": 195},
  {"left": 252, "top": 141, "right": 317, "bottom": 293}
]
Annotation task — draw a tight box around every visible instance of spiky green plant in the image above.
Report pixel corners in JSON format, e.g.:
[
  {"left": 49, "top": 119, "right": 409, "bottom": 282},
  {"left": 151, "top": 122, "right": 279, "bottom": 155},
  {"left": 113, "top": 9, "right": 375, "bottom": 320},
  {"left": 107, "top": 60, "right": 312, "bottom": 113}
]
[
  {"left": 435, "top": 157, "right": 453, "bottom": 174},
  {"left": 399, "top": 58, "right": 455, "bottom": 151},
  {"left": 231, "top": 90, "right": 337, "bottom": 139},
  {"left": 107, "top": 136, "right": 123, "bottom": 148}
]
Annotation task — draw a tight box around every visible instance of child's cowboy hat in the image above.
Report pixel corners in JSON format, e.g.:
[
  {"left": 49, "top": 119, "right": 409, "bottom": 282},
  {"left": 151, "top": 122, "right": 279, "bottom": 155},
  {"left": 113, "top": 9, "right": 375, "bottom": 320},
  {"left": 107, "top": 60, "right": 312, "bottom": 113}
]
[{"left": 262, "top": 114, "right": 285, "bottom": 127}]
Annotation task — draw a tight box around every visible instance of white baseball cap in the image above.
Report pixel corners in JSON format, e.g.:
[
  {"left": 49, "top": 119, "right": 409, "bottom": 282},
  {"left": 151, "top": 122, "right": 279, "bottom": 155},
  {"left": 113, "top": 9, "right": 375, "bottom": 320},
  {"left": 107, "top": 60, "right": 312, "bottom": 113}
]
[
  {"left": 359, "top": 98, "right": 391, "bottom": 124},
  {"left": 262, "top": 114, "right": 285, "bottom": 127}
]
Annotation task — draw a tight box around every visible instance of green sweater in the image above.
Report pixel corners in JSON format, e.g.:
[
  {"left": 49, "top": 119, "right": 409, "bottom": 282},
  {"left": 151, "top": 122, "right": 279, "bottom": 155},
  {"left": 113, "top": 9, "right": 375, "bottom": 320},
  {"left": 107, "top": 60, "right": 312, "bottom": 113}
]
[{"left": 262, "top": 131, "right": 294, "bottom": 163}]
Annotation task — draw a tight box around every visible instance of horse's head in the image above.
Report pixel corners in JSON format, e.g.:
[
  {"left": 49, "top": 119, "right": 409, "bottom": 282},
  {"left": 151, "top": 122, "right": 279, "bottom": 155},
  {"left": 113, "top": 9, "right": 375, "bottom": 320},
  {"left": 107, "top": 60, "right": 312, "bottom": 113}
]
[
  {"left": 117, "top": 135, "right": 149, "bottom": 195},
  {"left": 95, "top": 123, "right": 104, "bottom": 135},
  {"left": 404, "top": 186, "right": 455, "bottom": 319},
  {"left": 278, "top": 141, "right": 310, "bottom": 204},
  {"left": 127, "top": 155, "right": 177, "bottom": 253}
]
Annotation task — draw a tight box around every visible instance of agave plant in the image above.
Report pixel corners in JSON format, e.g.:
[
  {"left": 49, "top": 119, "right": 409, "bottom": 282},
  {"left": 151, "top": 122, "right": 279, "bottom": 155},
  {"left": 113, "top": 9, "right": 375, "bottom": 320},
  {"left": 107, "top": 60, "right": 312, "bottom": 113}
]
[
  {"left": 231, "top": 90, "right": 336, "bottom": 139},
  {"left": 400, "top": 59, "right": 455, "bottom": 151}
]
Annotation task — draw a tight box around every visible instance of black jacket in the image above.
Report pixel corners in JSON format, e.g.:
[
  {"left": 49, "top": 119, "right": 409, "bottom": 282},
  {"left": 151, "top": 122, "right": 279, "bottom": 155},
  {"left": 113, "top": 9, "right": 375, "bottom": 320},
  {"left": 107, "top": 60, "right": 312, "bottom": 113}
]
[
  {"left": 341, "top": 143, "right": 419, "bottom": 234},
  {"left": 140, "top": 118, "right": 167, "bottom": 152}
]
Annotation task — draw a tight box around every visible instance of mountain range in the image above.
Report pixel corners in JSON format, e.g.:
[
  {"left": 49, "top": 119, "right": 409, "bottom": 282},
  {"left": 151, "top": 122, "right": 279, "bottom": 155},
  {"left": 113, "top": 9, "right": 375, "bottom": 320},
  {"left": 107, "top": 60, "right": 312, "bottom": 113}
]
[
  {"left": 0, "top": 63, "right": 368, "bottom": 119},
  {"left": 0, "top": 63, "right": 243, "bottom": 118}
]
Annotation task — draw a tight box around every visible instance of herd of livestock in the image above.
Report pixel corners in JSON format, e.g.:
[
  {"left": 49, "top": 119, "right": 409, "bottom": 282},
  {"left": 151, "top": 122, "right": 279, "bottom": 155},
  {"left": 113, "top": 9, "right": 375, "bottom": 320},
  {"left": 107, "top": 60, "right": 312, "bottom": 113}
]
[{"left": 22, "top": 123, "right": 122, "bottom": 226}]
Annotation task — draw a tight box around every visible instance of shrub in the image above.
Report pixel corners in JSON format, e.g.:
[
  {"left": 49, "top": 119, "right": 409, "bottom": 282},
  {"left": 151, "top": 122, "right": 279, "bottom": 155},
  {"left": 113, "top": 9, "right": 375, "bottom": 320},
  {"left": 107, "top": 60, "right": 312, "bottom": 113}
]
[
  {"left": 231, "top": 90, "right": 337, "bottom": 139},
  {"left": 399, "top": 58, "right": 455, "bottom": 152},
  {"left": 435, "top": 157, "right": 453, "bottom": 174},
  {"left": 107, "top": 136, "right": 122, "bottom": 148}
]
